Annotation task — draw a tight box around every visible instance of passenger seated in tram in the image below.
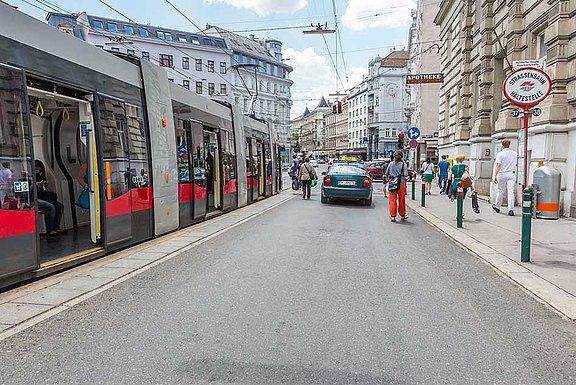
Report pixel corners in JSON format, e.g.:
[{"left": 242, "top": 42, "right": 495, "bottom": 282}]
[{"left": 35, "top": 160, "right": 65, "bottom": 235}]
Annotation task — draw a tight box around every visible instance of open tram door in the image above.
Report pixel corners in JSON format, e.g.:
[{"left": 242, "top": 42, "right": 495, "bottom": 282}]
[
  {"left": 26, "top": 83, "right": 103, "bottom": 271},
  {"left": 204, "top": 129, "right": 222, "bottom": 213}
]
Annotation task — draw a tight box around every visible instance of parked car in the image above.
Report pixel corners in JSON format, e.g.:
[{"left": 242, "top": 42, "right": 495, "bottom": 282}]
[
  {"left": 310, "top": 159, "right": 319, "bottom": 167},
  {"left": 317, "top": 159, "right": 326, "bottom": 164},
  {"left": 364, "top": 159, "right": 391, "bottom": 181},
  {"left": 321, "top": 165, "right": 373, "bottom": 206}
]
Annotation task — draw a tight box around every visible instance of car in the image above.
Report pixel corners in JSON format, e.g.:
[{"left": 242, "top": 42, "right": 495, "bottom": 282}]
[
  {"left": 310, "top": 159, "right": 319, "bottom": 167},
  {"left": 364, "top": 159, "right": 391, "bottom": 181},
  {"left": 320, "top": 165, "right": 373, "bottom": 206},
  {"left": 317, "top": 159, "right": 326, "bottom": 164}
]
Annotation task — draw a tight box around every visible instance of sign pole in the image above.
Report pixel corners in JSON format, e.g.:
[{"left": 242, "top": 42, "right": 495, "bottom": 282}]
[{"left": 523, "top": 107, "right": 530, "bottom": 192}]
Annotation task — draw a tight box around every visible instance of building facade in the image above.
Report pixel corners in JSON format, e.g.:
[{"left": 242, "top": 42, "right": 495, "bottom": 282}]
[
  {"left": 204, "top": 26, "right": 294, "bottom": 164},
  {"left": 47, "top": 13, "right": 294, "bottom": 165},
  {"left": 290, "top": 98, "right": 331, "bottom": 157},
  {"left": 347, "top": 82, "right": 368, "bottom": 159},
  {"left": 47, "top": 13, "right": 232, "bottom": 97},
  {"left": 366, "top": 51, "right": 410, "bottom": 160},
  {"left": 435, "top": 1, "right": 576, "bottom": 217},
  {"left": 408, "top": 2, "right": 442, "bottom": 167}
]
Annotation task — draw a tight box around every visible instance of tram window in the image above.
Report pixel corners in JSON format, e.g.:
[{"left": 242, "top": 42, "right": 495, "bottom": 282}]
[
  {"left": 99, "top": 96, "right": 130, "bottom": 200},
  {"left": 107, "top": 23, "right": 118, "bottom": 32},
  {"left": 0, "top": 67, "right": 33, "bottom": 211},
  {"left": 126, "top": 104, "right": 149, "bottom": 188}
]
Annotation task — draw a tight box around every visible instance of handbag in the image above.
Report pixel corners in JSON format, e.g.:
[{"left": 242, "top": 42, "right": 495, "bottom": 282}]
[
  {"left": 75, "top": 188, "right": 90, "bottom": 209},
  {"left": 311, "top": 179, "right": 318, "bottom": 187},
  {"left": 461, "top": 170, "right": 473, "bottom": 189},
  {"left": 387, "top": 163, "right": 404, "bottom": 192}
]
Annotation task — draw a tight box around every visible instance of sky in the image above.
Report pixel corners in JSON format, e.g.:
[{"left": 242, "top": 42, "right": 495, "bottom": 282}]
[{"left": 10, "top": 0, "right": 416, "bottom": 117}]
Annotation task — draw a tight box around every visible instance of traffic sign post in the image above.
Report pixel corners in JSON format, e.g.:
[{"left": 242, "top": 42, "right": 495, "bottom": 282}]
[
  {"left": 503, "top": 67, "right": 551, "bottom": 264},
  {"left": 503, "top": 67, "right": 552, "bottom": 192},
  {"left": 407, "top": 127, "right": 421, "bottom": 140}
]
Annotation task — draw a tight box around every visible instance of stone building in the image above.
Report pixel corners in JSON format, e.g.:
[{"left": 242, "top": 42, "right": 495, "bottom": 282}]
[
  {"left": 408, "top": 1, "right": 442, "bottom": 167},
  {"left": 434, "top": 1, "right": 576, "bottom": 217},
  {"left": 290, "top": 97, "right": 331, "bottom": 157},
  {"left": 366, "top": 51, "right": 410, "bottom": 160}
]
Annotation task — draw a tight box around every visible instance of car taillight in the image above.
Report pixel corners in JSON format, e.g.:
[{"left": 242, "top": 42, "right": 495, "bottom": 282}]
[
  {"left": 324, "top": 176, "right": 331, "bottom": 185},
  {"left": 362, "top": 178, "right": 371, "bottom": 187}
]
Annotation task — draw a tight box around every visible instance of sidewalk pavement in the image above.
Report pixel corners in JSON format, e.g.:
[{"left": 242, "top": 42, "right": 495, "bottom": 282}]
[{"left": 405, "top": 182, "right": 576, "bottom": 321}]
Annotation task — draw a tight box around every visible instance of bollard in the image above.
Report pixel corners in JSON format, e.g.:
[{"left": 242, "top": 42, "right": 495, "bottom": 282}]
[
  {"left": 421, "top": 180, "right": 426, "bottom": 207},
  {"left": 521, "top": 187, "right": 534, "bottom": 263},
  {"left": 411, "top": 178, "right": 415, "bottom": 201},
  {"left": 456, "top": 181, "right": 463, "bottom": 228}
]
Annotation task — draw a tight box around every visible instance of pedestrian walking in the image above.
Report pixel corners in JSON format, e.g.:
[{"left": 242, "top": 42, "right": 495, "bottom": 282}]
[
  {"left": 492, "top": 139, "right": 518, "bottom": 216},
  {"left": 448, "top": 154, "right": 470, "bottom": 202},
  {"left": 384, "top": 150, "right": 408, "bottom": 222},
  {"left": 437, "top": 155, "right": 450, "bottom": 194},
  {"left": 420, "top": 157, "right": 435, "bottom": 195},
  {"left": 298, "top": 157, "right": 317, "bottom": 200}
]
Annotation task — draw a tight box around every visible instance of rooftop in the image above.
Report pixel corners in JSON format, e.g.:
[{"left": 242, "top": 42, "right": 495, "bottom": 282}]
[{"left": 381, "top": 51, "right": 410, "bottom": 68}]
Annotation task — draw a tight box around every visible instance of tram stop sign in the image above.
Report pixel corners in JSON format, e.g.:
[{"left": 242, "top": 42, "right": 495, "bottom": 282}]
[{"left": 503, "top": 67, "right": 552, "bottom": 109}]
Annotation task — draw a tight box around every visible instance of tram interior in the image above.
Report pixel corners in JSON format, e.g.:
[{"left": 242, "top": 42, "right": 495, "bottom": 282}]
[
  {"left": 204, "top": 131, "right": 219, "bottom": 212},
  {"left": 29, "top": 90, "right": 96, "bottom": 263}
]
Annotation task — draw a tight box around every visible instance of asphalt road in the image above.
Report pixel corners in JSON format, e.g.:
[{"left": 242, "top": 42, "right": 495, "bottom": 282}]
[{"left": 0, "top": 173, "right": 575, "bottom": 384}]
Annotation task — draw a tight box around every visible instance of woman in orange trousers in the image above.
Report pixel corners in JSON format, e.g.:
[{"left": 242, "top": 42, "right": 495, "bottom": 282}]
[{"left": 384, "top": 151, "right": 409, "bottom": 222}]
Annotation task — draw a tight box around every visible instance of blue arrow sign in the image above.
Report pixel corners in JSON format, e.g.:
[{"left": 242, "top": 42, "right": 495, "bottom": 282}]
[{"left": 407, "top": 127, "right": 421, "bottom": 140}]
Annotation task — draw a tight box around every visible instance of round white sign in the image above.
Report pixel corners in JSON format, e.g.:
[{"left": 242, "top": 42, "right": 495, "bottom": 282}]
[{"left": 503, "top": 68, "right": 551, "bottom": 108}]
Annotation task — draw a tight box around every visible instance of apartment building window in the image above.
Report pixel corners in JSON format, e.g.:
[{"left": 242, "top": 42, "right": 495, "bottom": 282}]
[
  {"left": 127, "top": 49, "right": 135, "bottom": 56},
  {"left": 178, "top": 34, "right": 187, "bottom": 43},
  {"left": 139, "top": 28, "right": 149, "bottom": 37},
  {"left": 124, "top": 25, "right": 134, "bottom": 35},
  {"left": 107, "top": 22, "right": 117, "bottom": 32},
  {"left": 142, "top": 52, "right": 150, "bottom": 61},
  {"left": 392, "top": 129, "right": 397, "bottom": 137},
  {"left": 111, "top": 47, "right": 120, "bottom": 52},
  {"left": 385, "top": 128, "right": 390, "bottom": 137},
  {"left": 537, "top": 32, "right": 547, "bottom": 60},
  {"left": 191, "top": 37, "right": 200, "bottom": 45},
  {"left": 220, "top": 84, "right": 227, "bottom": 95},
  {"left": 235, "top": 96, "right": 239, "bottom": 105},
  {"left": 196, "top": 82, "right": 203, "bottom": 94},
  {"left": 220, "top": 62, "right": 227, "bottom": 74},
  {"left": 168, "top": 79, "right": 174, "bottom": 83},
  {"left": 182, "top": 57, "right": 189, "bottom": 70},
  {"left": 208, "top": 60, "right": 215, "bottom": 72},
  {"left": 159, "top": 54, "right": 173, "bottom": 67},
  {"left": 93, "top": 20, "right": 104, "bottom": 30},
  {"left": 95, "top": 45, "right": 104, "bottom": 49},
  {"left": 208, "top": 83, "right": 215, "bottom": 95},
  {"left": 183, "top": 80, "right": 190, "bottom": 89},
  {"left": 195, "top": 59, "right": 202, "bottom": 71}
]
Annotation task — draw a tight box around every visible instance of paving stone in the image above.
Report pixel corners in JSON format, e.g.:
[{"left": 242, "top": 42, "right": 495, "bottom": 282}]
[
  {"left": 49, "top": 276, "right": 113, "bottom": 292},
  {"left": 11, "top": 288, "right": 80, "bottom": 306}
]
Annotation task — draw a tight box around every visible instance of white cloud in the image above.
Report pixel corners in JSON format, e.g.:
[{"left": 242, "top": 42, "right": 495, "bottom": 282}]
[
  {"left": 342, "top": 0, "right": 415, "bottom": 31},
  {"left": 204, "top": 0, "right": 307, "bottom": 16},
  {"left": 283, "top": 48, "right": 366, "bottom": 118}
]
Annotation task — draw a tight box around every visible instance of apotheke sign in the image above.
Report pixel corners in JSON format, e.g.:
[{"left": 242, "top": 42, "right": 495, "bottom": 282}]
[{"left": 503, "top": 67, "right": 551, "bottom": 108}]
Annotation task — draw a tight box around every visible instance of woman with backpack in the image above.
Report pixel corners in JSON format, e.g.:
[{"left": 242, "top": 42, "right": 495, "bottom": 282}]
[{"left": 384, "top": 151, "right": 408, "bottom": 222}]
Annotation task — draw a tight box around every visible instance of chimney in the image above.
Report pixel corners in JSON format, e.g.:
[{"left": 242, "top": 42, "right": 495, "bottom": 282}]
[{"left": 249, "top": 34, "right": 255, "bottom": 40}]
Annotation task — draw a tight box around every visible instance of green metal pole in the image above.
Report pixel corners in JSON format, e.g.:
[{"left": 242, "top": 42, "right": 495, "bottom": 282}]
[
  {"left": 456, "top": 181, "right": 463, "bottom": 228},
  {"left": 421, "top": 180, "right": 426, "bottom": 207},
  {"left": 411, "top": 178, "right": 415, "bottom": 201},
  {"left": 521, "top": 186, "right": 534, "bottom": 263}
]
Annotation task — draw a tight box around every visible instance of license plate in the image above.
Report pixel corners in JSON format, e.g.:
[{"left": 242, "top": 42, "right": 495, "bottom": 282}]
[{"left": 338, "top": 180, "right": 356, "bottom": 186}]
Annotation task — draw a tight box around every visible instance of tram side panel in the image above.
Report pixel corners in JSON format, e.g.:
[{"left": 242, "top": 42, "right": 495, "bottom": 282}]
[
  {"left": 0, "top": 65, "right": 38, "bottom": 284},
  {"left": 232, "top": 107, "right": 248, "bottom": 208},
  {"left": 141, "top": 61, "right": 179, "bottom": 236}
]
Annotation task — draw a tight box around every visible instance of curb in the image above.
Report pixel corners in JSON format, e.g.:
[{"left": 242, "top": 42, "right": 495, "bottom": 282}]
[{"left": 406, "top": 200, "right": 576, "bottom": 321}]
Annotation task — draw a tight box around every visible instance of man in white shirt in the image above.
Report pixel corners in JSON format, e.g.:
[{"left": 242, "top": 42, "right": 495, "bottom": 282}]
[
  {"left": 0, "top": 161, "right": 14, "bottom": 207},
  {"left": 492, "top": 139, "right": 518, "bottom": 216}
]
